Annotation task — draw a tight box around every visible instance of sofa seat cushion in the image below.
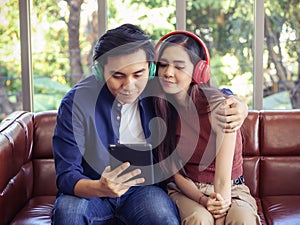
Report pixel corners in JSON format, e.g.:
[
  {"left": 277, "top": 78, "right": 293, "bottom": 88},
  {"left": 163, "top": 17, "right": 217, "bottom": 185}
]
[
  {"left": 262, "top": 196, "right": 300, "bottom": 225},
  {"left": 10, "top": 196, "right": 55, "bottom": 225}
]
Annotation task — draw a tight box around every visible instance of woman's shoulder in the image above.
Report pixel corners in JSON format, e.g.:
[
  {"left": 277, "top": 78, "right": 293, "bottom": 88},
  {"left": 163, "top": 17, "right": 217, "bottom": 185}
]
[{"left": 195, "top": 85, "right": 226, "bottom": 113}]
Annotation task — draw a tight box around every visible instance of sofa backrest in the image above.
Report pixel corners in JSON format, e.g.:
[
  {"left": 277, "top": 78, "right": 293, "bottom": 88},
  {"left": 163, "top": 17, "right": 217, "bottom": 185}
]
[
  {"left": 32, "top": 111, "right": 58, "bottom": 197},
  {"left": 0, "top": 111, "right": 58, "bottom": 225},
  {"left": 259, "top": 110, "right": 300, "bottom": 197},
  {"left": 242, "top": 110, "right": 300, "bottom": 198},
  {"left": 1, "top": 109, "right": 300, "bottom": 224},
  {"left": 241, "top": 110, "right": 260, "bottom": 197},
  {"left": 0, "top": 111, "right": 34, "bottom": 225}
]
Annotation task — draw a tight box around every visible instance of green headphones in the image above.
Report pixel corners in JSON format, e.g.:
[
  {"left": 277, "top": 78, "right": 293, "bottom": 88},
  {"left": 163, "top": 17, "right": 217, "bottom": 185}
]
[{"left": 93, "top": 61, "right": 156, "bottom": 81}]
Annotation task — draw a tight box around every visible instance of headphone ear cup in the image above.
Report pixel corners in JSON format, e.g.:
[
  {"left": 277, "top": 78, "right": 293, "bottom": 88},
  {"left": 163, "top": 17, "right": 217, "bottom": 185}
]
[
  {"left": 149, "top": 62, "right": 156, "bottom": 80},
  {"left": 93, "top": 62, "right": 104, "bottom": 81},
  {"left": 193, "top": 60, "right": 210, "bottom": 84}
]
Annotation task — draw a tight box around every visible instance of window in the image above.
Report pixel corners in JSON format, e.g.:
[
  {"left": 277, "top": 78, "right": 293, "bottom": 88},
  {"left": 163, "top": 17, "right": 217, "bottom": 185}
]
[
  {"left": 1, "top": 0, "right": 299, "bottom": 123},
  {"left": 263, "top": 0, "right": 299, "bottom": 109},
  {"left": 186, "top": 0, "right": 254, "bottom": 108},
  {"left": 0, "top": 0, "right": 22, "bottom": 121}
]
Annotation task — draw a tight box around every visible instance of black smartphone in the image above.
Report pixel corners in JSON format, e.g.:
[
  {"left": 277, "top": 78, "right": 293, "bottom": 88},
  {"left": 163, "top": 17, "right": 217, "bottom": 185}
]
[{"left": 108, "top": 143, "right": 154, "bottom": 185}]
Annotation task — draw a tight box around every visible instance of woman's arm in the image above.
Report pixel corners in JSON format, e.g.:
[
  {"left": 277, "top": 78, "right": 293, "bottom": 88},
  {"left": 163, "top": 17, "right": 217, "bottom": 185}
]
[
  {"left": 214, "top": 131, "right": 236, "bottom": 201},
  {"left": 211, "top": 110, "right": 237, "bottom": 225},
  {"left": 173, "top": 173, "right": 204, "bottom": 204},
  {"left": 173, "top": 173, "right": 231, "bottom": 217}
]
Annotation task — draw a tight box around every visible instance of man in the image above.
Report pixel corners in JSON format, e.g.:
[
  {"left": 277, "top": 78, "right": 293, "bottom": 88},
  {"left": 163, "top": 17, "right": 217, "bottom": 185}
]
[
  {"left": 52, "top": 23, "right": 247, "bottom": 225},
  {"left": 52, "top": 23, "right": 180, "bottom": 225}
]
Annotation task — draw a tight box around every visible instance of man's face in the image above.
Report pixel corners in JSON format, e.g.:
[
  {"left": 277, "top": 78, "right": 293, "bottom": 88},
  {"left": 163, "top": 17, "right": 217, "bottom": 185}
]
[{"left": 104, "top": 49, "right": 149, "bottom": 104}]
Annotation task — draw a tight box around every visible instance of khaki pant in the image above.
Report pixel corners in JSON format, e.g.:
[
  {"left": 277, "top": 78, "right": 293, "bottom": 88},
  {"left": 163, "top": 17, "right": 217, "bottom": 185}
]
[{"left": 168, "top": 182, "right": 262, "bottom": 225}]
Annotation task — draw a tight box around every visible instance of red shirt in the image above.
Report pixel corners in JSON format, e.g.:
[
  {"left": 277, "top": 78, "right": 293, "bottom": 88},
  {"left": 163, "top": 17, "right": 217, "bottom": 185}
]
[{"left": 175, "top": 102, "right": 243, "bottom": 183}]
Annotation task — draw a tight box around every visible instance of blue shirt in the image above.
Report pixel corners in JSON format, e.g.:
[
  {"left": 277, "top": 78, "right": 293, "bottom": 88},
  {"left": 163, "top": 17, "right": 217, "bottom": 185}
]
[{"left": 53, "top": 75, "right": 156, "bottom": 195}]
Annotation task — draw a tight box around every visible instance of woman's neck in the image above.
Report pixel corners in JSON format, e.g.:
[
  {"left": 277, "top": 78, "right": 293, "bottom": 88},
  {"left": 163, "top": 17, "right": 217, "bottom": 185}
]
[{"left": 175, "top": 92, "right": 189, "bottom": 107}]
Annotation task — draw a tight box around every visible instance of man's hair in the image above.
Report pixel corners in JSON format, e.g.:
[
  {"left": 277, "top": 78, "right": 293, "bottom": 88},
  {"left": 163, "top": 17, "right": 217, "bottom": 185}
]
[{"left": 93, "top": 24, "right": 155, "bottom": 66}]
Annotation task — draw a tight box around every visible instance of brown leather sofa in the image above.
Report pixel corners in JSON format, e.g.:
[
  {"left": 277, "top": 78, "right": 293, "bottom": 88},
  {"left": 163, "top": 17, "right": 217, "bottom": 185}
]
[{"left": 0, "top": 110, "right": 300, "bottom": 225}]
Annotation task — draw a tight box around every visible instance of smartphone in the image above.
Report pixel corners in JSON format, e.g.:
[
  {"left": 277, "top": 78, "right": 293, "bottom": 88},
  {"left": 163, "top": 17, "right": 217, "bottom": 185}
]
[{"left": 108, "top": 143, "right": 154, "bottom": 185}]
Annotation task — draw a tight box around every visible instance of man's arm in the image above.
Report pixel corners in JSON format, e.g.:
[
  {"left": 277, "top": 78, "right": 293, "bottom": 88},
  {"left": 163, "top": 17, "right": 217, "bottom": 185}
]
[{"left": 53, "top": 101, "right": 89, "bottom": 195}]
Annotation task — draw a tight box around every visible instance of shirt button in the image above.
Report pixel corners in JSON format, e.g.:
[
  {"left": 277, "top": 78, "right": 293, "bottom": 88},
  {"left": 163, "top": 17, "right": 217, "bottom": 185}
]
[
  {"left": 117, "top": 103, "right": 121, "bottom": 107},
  {"left": 116, "top": 116, "right": 121, "bottom": 120}
]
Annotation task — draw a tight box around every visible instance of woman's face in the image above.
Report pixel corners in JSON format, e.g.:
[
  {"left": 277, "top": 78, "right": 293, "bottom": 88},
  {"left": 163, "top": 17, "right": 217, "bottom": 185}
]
[{"left": 157, "top": 45, "right": 194, "bottom": 96}]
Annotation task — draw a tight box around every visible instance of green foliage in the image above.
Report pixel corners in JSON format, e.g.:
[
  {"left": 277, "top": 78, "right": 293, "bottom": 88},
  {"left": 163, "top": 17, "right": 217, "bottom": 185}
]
[
  {"left": 0, "top": 0, "right": 71, "bottom": 113},
  {"left": 34, "top": 76, "right": 70, "bottom": 93},
  {"left": 0, "top": 65, "right": 21, "bottom": 95},
  {"left": 0, "top": 0, "right": 21, "bottom": 79},
  {"left": 32, "top": 0, "right": 61, "bottom": 23},
  {"left": 109, "top": 0, "right": 176, "bottom": 42},
  {"left": 1, "top": 0, "right": 299, "bottom": 112},
  {"left": 185, "top": 0, "right": 298, "bottom": 109},
  {"left": 132, "top": 0, "right": 173, "bottom": 8},
  {"left": 266, "top": 0, "right": 300, "bottom": 68},
  {"left": 34, "top": 93, "right": 66, "bottom": 112},
  {"left": 33, "top": 76, "right": 71, "bottom": 112}
]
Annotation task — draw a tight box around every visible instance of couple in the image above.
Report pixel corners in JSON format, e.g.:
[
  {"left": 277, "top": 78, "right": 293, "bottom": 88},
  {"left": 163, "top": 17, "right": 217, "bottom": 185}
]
[{"left": 52, "top": 24, "right": 260, "bottom": 225}]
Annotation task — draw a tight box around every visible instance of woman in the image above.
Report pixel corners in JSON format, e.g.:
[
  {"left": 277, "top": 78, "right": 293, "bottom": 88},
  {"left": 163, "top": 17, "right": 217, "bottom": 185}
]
[{"left": 154, "top": 31, "right": 261, "bottom": 225}]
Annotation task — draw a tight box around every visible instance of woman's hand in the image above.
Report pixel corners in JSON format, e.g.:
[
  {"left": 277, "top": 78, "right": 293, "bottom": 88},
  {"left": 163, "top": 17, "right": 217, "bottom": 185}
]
[{"left": 206, "top": 192, "right": 231, "bottom": 219}]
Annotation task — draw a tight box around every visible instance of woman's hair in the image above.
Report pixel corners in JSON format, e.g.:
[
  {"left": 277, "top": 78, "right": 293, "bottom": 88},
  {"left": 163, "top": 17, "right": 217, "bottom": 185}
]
[
  {"left": 154, "top": 33, "right": 226, "bottom": 174},
  {"left": 93, "top": 23, "right": 155, "bottom": 67},
  {"left": 156, "top": 33, "right": 206, "bottom": 70}
]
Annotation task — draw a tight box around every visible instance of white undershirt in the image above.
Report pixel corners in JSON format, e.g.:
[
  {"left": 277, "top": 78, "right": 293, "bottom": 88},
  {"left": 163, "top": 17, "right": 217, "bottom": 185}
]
[{"left": 119, "top": 101, "right": 146, "bottom": 144}]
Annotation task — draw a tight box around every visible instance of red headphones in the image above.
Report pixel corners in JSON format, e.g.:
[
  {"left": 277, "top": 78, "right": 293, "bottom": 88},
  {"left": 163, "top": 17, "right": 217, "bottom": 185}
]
[{"left": 155, "top": 31, "right": 211, "bottom": 84}]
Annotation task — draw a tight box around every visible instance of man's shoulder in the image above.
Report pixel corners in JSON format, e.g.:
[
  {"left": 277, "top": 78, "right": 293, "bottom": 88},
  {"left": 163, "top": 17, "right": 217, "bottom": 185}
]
[
  {"left": 59, "top": 75, "right": 106, "bottom": 111},
  {"left": 220, "top": 88, "right": 234, "bottom": 95}
]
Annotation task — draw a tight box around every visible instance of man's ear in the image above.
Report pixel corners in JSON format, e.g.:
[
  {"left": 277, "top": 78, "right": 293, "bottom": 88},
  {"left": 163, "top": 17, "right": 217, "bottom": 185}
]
[{"left": 93, "top": 61, "right": 104, "bottom": 81}]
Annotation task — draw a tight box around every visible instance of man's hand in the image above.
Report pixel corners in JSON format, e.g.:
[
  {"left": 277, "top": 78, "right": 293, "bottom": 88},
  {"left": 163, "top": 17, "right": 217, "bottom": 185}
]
[
  {"left": 215, "top": 96, "right": 248, "bottom": 133},
  {"left": 98, "top": 162, "right": 145, "bottom": 197},
  {"left": 206, "top": 192, "right": 231, "bottom": 219},
  {"left": 74, "top": 162, "right": 144, "bottom": 198}
]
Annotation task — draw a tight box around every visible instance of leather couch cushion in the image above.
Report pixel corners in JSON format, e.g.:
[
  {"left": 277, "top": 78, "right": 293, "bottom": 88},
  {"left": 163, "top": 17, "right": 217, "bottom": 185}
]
[
  {"left": 2, "top": 110, "right": 300, "bottom": 225},
  {"left": 243, "top": 157, "right": 260, "bottom": 197},
  {"left": 33, "top": 111, "right": 57, "bottom": 159},
  {"left": 0, "top": 112, "right": 34, "bottom": 225},
  {"left": 261, "top": 111, "right": 300, "bottom": 156},
  {"left": 33, "top": 159, "right": 57, "bottom": 196},
  {"left": 0, "top": 162, "right": 33, "bottom": 225},
  {"left": 1, "top": 113, "right": 33, "bottom": 179},
  {"left": 242, "top": 110, "right": 260, "bottom": 156},
  {"left": 241, "top": 111, "right": 260, "bottom": 197},
  {"left": 262, "top": 196, "right": 300, "bottom": 225},
  {"left": 261, "top": 157, "right": 300, "bottom": 196},
  {"left": 9, "top": 196, "right": 55, "bottom": 225},
  {"left": 32, "top": 111, "right": 58, "bottom": 197}
]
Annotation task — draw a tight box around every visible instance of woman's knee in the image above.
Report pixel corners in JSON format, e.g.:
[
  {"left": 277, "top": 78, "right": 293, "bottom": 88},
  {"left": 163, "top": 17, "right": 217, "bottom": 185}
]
[
  {"left": 226, "top": 203, "right": 260, "bottom": 225},
  {"left": 169, "top": 189, "right": 213, "bottom": 225}
]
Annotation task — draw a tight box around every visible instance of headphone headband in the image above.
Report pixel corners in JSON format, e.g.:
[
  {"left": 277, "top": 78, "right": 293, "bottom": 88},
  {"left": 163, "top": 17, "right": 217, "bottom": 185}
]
[
  {"left": 155, "top": 30, "right": 210, "bottom": 66},
  {"left": 155, "top": 30, "right": 211, "bottom": 84}
]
